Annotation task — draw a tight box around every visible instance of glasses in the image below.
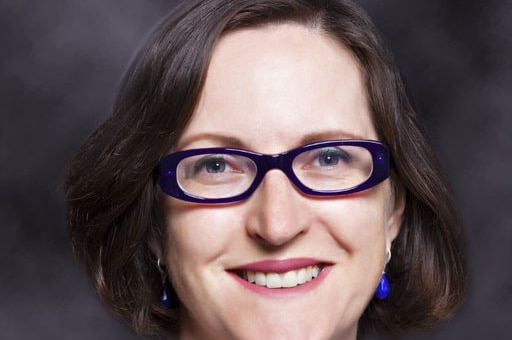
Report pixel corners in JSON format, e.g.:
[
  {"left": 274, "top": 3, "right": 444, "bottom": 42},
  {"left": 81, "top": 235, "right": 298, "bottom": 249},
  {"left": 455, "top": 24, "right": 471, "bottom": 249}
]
[{"left": 158, "top": 139, "right": 390, "bottom": 203}]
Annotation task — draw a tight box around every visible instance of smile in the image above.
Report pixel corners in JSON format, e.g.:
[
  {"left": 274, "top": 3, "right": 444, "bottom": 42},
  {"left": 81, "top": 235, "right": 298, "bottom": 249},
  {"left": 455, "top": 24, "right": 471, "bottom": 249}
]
[
  {"left": 229, "top": 258, "right": 331, "bottom": 294},
  {"left": 239, "top": 264, "right": 323, "bottom": 289}
]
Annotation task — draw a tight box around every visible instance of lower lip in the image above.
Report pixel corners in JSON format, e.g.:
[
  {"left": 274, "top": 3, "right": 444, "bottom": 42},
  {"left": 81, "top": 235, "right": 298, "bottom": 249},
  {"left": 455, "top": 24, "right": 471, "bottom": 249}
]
[{"left": 228, "top": 266, "right": 332, "bottom": 298}]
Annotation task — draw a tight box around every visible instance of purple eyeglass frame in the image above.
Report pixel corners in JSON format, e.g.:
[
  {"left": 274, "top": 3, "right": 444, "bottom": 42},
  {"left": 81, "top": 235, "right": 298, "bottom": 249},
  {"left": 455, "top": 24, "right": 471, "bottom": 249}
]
[{"left": 158, "top": 139, "right": 390, "bottom": 203}]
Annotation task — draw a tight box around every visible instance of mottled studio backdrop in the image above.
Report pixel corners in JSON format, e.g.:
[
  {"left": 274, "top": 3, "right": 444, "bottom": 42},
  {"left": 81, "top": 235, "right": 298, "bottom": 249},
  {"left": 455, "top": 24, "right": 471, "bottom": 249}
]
[{"left": 1, "top": 0, "right": 511, "bottom": 339}]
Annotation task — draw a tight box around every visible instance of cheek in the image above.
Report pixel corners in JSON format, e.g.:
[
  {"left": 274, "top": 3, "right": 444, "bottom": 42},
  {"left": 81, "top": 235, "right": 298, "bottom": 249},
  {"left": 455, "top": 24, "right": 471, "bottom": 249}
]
[
  {"left": 315, "top": 192, "right": 388, "bottom": 255},
  {"left": 164, "top": 198, "right": 240, "bottom": 268}
]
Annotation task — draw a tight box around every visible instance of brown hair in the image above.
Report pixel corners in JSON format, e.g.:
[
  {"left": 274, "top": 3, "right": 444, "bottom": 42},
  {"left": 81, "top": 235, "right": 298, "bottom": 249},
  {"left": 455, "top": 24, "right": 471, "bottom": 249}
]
[{"left": 63, "top": 0, "right": 466, "bottom": 336}]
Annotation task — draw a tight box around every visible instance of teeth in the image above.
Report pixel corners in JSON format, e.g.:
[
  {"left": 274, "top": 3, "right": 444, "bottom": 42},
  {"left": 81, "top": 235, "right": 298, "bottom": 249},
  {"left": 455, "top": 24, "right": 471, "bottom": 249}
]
[
  {"left": 247, "top": 271, "right": 255, "bottom": 283},
  {"left": 312, "top": 266, "right": 320, "bottom": 278},
  {"left": 297, "top": 268, "right": 306, "bottom": 284},
  {"left": 282, "top": 271, "right": 298, "bottom": 288},
  {"left": 255, "top": 272, "right": 266, "bottom": 286},
  {"left": 266, "top": 273, "right": 281, "bottom": 288},
  {"left": 241, "top": 265, "right": 323, "bottom": 289}
]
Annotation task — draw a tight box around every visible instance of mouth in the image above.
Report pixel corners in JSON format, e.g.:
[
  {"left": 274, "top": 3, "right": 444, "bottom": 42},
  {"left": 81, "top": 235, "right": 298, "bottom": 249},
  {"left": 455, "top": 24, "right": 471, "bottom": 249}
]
[
  {"left": 229, "top": 258, "right": 329, "bottom": 290},
  {"left": 235, "top": 264, "right": 325, "bottom": 289}
]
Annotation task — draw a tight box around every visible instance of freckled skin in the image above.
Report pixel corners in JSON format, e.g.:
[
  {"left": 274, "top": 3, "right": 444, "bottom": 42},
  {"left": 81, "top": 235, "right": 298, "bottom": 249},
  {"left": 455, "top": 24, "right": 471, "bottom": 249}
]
[{"left": 162, "top": 24, "right": 404, "bottom": 340}]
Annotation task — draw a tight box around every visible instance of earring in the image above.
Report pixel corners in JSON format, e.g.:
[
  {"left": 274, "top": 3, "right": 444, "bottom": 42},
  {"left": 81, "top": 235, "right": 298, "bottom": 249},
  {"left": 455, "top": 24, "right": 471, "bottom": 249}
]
[
  {"left": 157, "top": 259, "right": 172, "bottom": 308},
  {"left": 375, "top": 272, "right": 390, "bottom": 300},
  {"left": 374, "top": 247, "right": 391, "bottom": 300}
]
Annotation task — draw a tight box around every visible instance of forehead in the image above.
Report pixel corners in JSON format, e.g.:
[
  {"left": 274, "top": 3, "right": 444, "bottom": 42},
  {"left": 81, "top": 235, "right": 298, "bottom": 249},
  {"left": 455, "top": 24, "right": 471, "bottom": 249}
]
[{"left": 177, "top": 23, "right": 375, "bottom": 152}]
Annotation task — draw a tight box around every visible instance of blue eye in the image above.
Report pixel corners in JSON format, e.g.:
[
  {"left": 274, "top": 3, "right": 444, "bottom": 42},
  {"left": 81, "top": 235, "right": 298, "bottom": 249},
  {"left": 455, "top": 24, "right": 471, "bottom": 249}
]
[
  {"left": 194, "top": 156, "right": 226, "bottom": 174},
  {"left": 317, "top": 148, "right": 350, "bottom": 166}
]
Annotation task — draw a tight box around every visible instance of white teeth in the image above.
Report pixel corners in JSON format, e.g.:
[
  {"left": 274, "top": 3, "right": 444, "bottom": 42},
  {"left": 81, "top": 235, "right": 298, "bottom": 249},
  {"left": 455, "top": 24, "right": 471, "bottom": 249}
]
[
  {"left": 306, "top": 266, "right": 313, "bottom": 282},
  {"left": 247, "top": 271, "right": 255, "bottom": 283},
  {"left": 282, "top": 271, "right": 298, "bottom": 288},
  {"left": 297, "top": 268, "right": 306, "bottom": 285},
  {"left": 312, "top": 266, "right": 320, "bottom": 278},
  {"left": 266, "top": 273, "right": 281, "bottom": 288},
  {"left": 255, "top": 272, "right": 266, "bottom": 286},
  {"left": 242, "top": 265, "right": 323, "bottom": 289}
]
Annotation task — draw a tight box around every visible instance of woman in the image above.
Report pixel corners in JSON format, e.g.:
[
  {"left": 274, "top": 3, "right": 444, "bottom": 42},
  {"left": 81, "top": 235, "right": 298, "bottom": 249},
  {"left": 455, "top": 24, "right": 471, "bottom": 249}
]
[{"left": 63, "top": 0, "right": 467, "bottom": 338}]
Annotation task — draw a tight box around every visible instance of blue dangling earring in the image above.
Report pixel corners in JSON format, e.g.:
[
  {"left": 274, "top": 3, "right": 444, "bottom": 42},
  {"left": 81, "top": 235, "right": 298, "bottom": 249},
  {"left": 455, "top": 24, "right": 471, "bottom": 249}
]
[
  {"left": 374, "top": 247, "right": 391, "bottom": 300},
  {"left": 375, "top": 272, "right": 390, "bottom": 300},
  {"left": 158, "top": 259, "right": 172, "bottom": 308},
  {"left": 161, "top": 277, "right": 172, "bottom": 308}
]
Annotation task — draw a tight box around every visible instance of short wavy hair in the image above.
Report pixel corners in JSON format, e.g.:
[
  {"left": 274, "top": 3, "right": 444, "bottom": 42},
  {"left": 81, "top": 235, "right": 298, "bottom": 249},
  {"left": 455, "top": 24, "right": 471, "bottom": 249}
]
[{"left": 63, "top": 0, "right": 467, "bottom": 336}]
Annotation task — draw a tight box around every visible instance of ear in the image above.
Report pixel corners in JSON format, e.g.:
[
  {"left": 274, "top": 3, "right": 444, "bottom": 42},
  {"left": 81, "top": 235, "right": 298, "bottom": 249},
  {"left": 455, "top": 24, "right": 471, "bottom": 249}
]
[
  {"left": 386, "top": 180, "right": 406, "bottom": 245},
  {"left": 150, "top": 237, "right": 163, "bottom": 260},
  {"left": 149, "top": 197, "right": 168, "bottom": 262},
  {"left": 149, "top": 227, "right": 166, "bottom": 263}
]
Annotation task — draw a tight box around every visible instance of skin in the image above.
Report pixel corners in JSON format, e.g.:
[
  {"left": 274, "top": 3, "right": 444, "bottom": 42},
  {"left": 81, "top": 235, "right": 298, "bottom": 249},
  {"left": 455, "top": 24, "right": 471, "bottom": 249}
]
[{"left": 159, "top": 24, "right": 404, "bottom": 340}]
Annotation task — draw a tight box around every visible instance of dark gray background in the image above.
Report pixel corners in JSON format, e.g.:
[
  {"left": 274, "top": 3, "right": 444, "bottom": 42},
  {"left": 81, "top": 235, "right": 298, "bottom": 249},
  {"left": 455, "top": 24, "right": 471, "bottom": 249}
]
[{"left": 1, "top": 0, "right": 511, "bottom": 339}]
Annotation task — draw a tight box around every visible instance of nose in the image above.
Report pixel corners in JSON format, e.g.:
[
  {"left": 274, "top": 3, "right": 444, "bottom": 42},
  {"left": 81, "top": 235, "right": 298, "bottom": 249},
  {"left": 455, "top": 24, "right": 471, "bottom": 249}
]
[{"left": 246, "top": 169, "right": 309, "bottom": 247}]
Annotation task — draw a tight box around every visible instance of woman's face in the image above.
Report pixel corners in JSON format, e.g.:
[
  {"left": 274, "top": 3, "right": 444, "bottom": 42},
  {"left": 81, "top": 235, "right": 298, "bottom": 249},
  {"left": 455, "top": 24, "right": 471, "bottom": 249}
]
[{"left": 161, "top": 24, "right": 403, "bottom": 339}]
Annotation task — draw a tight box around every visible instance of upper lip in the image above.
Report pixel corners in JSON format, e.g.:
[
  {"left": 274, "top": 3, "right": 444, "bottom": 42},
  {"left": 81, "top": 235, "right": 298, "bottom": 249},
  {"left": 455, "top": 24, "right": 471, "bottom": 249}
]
[{"left": 229, "top": 258, "right": 328, "bottom": 273}]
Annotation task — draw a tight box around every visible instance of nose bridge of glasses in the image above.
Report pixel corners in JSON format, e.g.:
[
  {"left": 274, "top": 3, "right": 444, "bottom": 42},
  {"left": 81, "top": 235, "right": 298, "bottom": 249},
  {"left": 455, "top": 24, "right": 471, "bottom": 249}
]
[
  {"left": 263, "top": 153, "right": 284, "bottom": 169},
  {"left": 257, "top": 152, "right": 294, "bottom": 181}
]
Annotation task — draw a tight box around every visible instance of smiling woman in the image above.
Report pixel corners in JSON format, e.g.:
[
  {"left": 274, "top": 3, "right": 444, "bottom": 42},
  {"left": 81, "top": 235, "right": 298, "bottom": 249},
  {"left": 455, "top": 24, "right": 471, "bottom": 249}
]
[
  {"left": 161, "top": 26, "right": 399, "bottom": 338},
  {"left": 62, "top": 0, "right": 467, "bottom": 339}
]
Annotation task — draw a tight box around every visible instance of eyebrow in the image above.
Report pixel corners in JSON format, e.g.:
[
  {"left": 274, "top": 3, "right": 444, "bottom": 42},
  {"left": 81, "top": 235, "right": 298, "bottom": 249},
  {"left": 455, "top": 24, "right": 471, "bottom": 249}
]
[
  {"left": 176, "top": 133, "right": 247, "bottom": 150},
  {"left": 176, "top": 130, "right": 367, "bottom": 151},
  {"left": 298, "top": 130, "right": 366, "bottom": 145}
]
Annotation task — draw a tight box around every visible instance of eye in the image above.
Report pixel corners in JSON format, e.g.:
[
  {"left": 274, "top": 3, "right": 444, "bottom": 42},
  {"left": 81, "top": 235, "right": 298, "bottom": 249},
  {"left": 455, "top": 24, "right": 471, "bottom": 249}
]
[
  {"left": 316, "top": 148, "right": 351, "bottom": 166},
  {"left": 193, "top": 155, "right": 227, "bottom": 174}
]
